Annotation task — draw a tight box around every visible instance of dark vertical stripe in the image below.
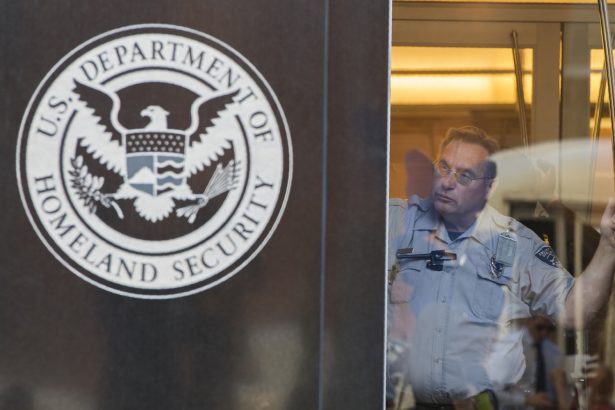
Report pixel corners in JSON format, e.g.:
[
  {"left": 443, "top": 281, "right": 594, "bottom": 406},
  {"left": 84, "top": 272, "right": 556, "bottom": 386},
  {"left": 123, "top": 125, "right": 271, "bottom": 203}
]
[{"left": 318, "top": 0, "right": 330, "bottom": 408}]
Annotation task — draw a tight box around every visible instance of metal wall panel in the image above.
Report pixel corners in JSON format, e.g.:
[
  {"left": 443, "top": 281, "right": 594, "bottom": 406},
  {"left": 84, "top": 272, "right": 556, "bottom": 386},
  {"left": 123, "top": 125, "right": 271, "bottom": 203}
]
[{"left": 0, "top": 1, "right": 389, "bottom": 409}]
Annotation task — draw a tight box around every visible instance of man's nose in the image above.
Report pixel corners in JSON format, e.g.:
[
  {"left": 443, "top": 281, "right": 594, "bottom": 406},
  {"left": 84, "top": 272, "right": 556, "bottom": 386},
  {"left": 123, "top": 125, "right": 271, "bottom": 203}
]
[{"left": 440, "top": 172, "right": 457, "bottom": 189}]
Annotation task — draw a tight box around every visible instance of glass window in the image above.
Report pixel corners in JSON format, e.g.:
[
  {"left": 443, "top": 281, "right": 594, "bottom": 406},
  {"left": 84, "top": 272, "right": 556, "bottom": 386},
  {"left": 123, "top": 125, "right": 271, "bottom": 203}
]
[{"left": 388, "top": 11, "right": 615, "bottom": 409}]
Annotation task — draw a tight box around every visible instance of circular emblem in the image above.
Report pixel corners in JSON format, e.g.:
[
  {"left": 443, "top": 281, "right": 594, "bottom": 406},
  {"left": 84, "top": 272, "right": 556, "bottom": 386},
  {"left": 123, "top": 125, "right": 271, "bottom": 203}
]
[{"left": 17, "top": 24, "right": 292, "bottom": 298}]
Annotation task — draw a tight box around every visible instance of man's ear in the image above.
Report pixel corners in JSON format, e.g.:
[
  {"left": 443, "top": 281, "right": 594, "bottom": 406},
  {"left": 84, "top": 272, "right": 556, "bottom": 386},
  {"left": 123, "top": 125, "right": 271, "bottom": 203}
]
[{"left": 485, "top": 178, "right": 498, "bottom": 200}]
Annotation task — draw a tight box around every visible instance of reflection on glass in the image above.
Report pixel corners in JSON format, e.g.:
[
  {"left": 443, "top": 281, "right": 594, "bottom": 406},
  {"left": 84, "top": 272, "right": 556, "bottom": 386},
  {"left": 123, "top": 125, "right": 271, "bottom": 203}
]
[
  {"left": 387, "top": 44, "right": 615, "bottom": 410},
  {"left": 390, "top": 46, "right": 533, "bottom": 199}
]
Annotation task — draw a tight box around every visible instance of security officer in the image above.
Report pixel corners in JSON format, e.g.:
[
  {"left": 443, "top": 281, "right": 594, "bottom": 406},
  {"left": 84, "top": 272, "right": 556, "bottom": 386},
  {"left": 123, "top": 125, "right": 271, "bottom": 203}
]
[{"left": 387, "top": 126, "right": 615, "bottom": 410}]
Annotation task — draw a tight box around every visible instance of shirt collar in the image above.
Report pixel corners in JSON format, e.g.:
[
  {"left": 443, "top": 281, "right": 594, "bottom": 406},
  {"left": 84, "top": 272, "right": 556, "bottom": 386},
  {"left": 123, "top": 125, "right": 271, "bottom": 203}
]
[
  {"left": 411, "top": 197, "right": 472, "bottom": 244},
  {"left": 470, "top": 205, "right": 512, "bottom": 251},
  {"left": 411, "top": 197, "right": 439, "bottom": 231},
  {"left": 411, "top": 198, "right": 512, "bottom": 250}
]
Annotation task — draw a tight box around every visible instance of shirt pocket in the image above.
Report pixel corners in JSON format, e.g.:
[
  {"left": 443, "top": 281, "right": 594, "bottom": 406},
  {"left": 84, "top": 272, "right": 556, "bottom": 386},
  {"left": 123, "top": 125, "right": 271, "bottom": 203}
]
[
  {"left": 390, "top": 259, "right": 423, "bottom": 304},
  {"left": 471, "top": 263, "right": 513, "bottom": 322}
]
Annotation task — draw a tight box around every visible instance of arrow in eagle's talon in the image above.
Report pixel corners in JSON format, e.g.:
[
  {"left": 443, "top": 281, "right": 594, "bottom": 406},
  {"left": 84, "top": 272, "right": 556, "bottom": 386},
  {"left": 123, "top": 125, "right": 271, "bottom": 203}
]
[
  {"left": 176, "top": 195, "right": 209, "bottom": 224},
  {"left": 176, "top": 161, "right": 238, "bottom": 223}
]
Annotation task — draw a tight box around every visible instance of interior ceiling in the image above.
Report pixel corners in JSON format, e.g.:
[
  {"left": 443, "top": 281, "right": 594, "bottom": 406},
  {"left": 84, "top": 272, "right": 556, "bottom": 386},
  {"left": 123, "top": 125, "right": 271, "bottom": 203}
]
[
  {"left": 391, "top": 47, "right": 607, "bottom": 105},
  {"left": 391, "top": 47, "right": 533, "bottom": 105}
]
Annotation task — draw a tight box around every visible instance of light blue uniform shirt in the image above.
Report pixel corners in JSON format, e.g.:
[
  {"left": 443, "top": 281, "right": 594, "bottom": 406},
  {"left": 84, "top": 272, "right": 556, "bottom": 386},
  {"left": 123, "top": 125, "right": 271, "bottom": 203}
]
[{"left": 387, "top": 196, "right": 574, "bottom": 403}]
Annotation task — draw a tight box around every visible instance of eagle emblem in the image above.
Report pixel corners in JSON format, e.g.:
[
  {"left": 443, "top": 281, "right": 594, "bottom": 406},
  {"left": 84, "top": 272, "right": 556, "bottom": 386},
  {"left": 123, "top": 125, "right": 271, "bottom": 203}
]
[
  {"left": 70, "top": 80, "right": 240, "bottom": 223},
  {"left": 18, "top": 24, "right": 292, "bottom": 298}
]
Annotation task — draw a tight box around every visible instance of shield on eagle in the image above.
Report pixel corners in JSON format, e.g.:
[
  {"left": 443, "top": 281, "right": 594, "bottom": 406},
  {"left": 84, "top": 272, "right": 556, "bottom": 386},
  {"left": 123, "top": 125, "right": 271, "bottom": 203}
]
[{"left": 125, "top": 131, "right": 187, "bottom": 197}]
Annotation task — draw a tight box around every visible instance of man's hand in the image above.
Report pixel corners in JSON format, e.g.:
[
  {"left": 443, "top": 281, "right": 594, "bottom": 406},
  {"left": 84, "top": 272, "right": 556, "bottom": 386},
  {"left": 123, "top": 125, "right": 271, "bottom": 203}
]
[
  {"left": 525, "top": 392, "right": 553, "bottom": 410},
  {"left": 564, "top": 198, "right": 615, "bottom": 328},
  {"left": 599, "top": 198, "right": 615, "bottom": 249}
]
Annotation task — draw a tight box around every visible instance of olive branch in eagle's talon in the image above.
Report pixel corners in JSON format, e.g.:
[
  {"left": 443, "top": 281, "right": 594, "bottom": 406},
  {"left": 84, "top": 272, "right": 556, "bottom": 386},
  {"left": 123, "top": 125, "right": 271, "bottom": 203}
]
[
  {"left": 176, "top": 160, "right": 240, "bottom": 224},
  {"left": 69, "top": 155, "right": 124, "bottom": 219}
]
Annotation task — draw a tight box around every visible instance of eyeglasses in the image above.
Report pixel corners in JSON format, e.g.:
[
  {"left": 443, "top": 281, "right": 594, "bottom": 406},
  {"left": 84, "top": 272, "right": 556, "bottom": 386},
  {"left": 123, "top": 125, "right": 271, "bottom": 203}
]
[{"left": 433, "top": 161, "right": 493, "bottom": 186}]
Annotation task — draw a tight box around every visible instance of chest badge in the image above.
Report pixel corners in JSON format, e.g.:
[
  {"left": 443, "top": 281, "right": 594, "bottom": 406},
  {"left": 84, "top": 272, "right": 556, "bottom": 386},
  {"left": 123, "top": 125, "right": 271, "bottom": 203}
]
[{"left": 491, "top": 231, "right": 516, "bottom": 279}]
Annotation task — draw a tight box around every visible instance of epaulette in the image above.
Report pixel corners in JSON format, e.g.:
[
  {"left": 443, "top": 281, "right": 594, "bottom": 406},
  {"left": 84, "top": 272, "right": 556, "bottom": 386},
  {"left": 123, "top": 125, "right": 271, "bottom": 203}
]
[
  {"left": 389, "top": 198, "right": 408, "bottom": 209},
  {"left": 413, "top": 195, "right": 432, "bottom": 211}
]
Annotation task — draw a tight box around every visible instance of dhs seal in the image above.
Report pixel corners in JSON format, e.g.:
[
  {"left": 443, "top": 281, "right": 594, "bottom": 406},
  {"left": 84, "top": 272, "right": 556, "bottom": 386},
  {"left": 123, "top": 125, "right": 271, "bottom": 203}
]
[{"left": 17, "top": 24, "right": 292, "bottom": 298}]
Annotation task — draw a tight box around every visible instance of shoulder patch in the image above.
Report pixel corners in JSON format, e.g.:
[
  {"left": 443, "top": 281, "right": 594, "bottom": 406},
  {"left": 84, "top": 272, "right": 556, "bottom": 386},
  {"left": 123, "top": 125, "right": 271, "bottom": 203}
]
[{"left": 535, "top": 246, "right": 562, "bottom": 268}]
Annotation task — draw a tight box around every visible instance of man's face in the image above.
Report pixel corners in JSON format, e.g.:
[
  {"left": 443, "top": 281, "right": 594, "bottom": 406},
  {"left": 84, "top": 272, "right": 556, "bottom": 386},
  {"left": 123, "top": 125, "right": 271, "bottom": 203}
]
[{"left": 432, "top": 140, "right": 493, "bottom": 224}]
